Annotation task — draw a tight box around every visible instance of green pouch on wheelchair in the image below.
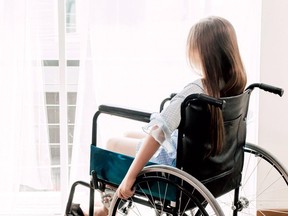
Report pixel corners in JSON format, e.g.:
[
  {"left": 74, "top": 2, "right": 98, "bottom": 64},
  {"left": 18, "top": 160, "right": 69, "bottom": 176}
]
[
  {"left": 90, "top": 144, "right": 136, "bottom": 186},
  {"left": 90, "top": 145, "right": 177, "bottom": 201}
]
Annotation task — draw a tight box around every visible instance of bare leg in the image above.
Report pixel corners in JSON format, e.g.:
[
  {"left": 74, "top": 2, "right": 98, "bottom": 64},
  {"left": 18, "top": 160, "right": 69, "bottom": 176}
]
[
  {"left": 106, "top": 136, "right": 140, "bottom": 157},
  {"left": 82, "top": 199, "right": 108, "bottom": 216},
  {"left": 123, "top": 131, "right": 146, "bottom": 139},
  {"left": 83, "top": 207, "right": 108, "bottom": 216},
  {"left": 92, "top": 206, "right": 108, "bottom": 216}
]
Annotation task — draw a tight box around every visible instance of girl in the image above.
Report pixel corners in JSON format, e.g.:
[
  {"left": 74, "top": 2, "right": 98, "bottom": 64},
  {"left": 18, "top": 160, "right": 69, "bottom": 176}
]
[{"left": 95, "top": 15, "right": 247, "bottom": 215}]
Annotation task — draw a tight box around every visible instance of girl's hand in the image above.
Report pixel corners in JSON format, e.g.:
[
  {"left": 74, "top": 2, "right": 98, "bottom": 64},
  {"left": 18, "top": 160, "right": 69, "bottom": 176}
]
[
  {"left": 116, "top": 176, "right": 136, "bottom": 200},
  {"left": 116, "top": 135, "right": 160, "bottom": 200}
]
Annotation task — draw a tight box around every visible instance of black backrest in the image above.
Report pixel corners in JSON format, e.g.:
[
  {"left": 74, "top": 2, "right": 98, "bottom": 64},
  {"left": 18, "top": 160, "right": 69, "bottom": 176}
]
[{"left": 176, "top": 89, "right": 251, "bottom": 198}]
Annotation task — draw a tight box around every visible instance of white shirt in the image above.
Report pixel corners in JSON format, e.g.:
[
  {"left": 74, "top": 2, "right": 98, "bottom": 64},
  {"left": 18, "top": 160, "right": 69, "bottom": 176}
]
[{"left": 143, "top": 79, "right": 205, "bottom": 165}]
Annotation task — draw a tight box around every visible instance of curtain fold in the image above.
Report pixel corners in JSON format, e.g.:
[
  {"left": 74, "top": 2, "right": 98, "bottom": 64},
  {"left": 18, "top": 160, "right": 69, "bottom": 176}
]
[
  {"left": 70, "top": 0, "right": 94, "bottom": 184},
  {"left": 0, "top": 0, "right": 52, "bottom": 212}
]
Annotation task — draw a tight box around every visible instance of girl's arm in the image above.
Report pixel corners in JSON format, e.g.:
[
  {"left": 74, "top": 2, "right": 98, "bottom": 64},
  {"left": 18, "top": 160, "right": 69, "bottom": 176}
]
[{"left": 116, "top": 134, "right": 160, "bottom": 199}]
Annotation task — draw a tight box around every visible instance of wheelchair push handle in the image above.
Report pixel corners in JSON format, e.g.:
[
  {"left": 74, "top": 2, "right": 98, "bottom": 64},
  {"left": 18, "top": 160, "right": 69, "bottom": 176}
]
[{"left": 247, "top": 83, "right": 284, "bottom": 97}]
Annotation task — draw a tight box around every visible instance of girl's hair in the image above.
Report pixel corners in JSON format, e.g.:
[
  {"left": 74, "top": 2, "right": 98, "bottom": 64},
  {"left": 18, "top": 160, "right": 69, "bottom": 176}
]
[{"left": 187, "top": 16, "right": 247, "bottom": 156}]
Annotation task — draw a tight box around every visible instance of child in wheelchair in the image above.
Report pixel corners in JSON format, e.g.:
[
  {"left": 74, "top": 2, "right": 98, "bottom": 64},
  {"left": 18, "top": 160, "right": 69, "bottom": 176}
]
[{"left": 86, "top": 16, "right": 247, "bottom": 215}]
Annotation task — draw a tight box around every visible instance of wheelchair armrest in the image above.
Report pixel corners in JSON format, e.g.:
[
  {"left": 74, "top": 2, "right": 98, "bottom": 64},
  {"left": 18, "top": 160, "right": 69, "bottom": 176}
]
[
  {"left": 98, "top": 104, "right": 151, "bottom": 123},
  {"left": 92, "top": 105, "right": 152, "bottom": 145}
]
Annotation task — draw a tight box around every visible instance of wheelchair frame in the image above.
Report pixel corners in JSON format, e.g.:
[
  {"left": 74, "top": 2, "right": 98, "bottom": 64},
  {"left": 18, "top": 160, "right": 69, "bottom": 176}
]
[{"left": 65, "top": 83, "right": 288, "bottom": 216}]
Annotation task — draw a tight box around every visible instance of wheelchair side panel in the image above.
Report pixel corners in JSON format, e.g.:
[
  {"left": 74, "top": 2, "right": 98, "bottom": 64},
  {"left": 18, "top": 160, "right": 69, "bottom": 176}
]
[
  {"left": 90, "top": 145, "right": 178, "bottom": 201},
  {"left": 90, "top": 145, "right": 135, "bottom": 186},
  {"left": 90, "top": 145, "right": 155, "bottom": 186}
]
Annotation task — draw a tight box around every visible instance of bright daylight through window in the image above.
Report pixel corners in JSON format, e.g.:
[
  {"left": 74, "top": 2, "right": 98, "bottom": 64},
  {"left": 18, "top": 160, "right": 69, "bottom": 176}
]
[{"left": 0, "top": 0, "right": 264, "bottom": 215}]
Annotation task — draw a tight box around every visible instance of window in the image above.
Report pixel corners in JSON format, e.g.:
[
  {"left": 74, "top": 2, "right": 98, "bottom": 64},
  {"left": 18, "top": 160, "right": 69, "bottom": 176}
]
[
  {"left": 66, "top": 0, "right": 76, "bottom": 33},
  {"left": 45, "top": 91, "right": 77, "bottom": 190},
  {"left": 44, "top": 60, "right": 79, "bottom": 191}
]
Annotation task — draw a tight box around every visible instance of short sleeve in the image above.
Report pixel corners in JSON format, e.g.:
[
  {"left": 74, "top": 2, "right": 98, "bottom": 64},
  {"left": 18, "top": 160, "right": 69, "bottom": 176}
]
[{"left": 143, "top": 79, "right": 204, "bottom": 155}]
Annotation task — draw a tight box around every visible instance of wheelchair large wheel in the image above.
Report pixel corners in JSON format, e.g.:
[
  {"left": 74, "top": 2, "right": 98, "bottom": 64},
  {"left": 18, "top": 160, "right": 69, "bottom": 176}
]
[
  {"left": 109, "top": 165, "right": 224, "bottom": 216},
  {"left": 217, "top": 143, "right": 288, "bottom": 215}
]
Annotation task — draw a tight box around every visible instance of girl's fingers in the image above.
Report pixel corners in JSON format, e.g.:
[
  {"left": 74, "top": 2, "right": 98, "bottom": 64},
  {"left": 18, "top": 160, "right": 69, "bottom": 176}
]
[{"left": 117, "top": 188, "right": 134, "bottom": 200}]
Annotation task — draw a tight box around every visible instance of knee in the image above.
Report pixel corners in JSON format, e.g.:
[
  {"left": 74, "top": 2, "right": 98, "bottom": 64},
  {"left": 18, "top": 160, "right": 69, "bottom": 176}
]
[{"left": 105, "top": 137, "right": 119, "bottom": 152}]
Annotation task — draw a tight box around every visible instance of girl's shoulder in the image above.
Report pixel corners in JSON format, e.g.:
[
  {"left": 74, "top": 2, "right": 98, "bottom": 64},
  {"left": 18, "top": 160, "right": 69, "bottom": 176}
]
[
  {"left": 183, "top": 78, "right": 204, "bottom": 93},
  {"left": 174, "top": 79, "right": 205, "bottom": 100}
]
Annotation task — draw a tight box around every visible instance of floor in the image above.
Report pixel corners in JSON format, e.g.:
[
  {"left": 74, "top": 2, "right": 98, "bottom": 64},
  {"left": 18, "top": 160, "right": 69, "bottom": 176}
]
[{"left": 0, "top": 192, "right": 61, "bottom": 216}]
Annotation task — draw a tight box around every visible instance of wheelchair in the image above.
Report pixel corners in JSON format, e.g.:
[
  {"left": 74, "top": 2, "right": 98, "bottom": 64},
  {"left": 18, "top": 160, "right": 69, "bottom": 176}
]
[{"left": 65, "top": 83, "right": 288, "bottom": 216}]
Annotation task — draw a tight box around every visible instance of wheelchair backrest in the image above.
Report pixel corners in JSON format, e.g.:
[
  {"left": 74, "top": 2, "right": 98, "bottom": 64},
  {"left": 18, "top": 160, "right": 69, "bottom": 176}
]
[{"left": 176, "top": 89, "right": 251, "bottom": 198}]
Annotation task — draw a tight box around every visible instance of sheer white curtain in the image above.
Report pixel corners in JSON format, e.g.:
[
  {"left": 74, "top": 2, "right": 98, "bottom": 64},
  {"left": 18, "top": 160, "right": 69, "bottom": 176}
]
[
  {"left": 69, "top": 0, "right": 95, "bottom": 184},
  {"left": 0, "top": 0, "right": 52, "bottom": 212},
  {"left": 70, "top": 0, "right": 197, "bottom": 188},
  {"left": 70, "top": 0, "right": 261, "bottom": 208}
]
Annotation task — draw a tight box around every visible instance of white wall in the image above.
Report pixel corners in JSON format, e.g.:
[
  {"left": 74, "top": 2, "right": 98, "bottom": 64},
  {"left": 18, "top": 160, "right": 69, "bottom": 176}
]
[{"left": 259, "top": 0, "right": 288, "bottom": 168}]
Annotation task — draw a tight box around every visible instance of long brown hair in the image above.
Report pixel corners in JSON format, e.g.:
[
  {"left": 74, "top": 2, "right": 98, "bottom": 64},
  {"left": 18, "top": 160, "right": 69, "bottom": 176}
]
[{"left": 187, "top": 16, "right": 247, "bottom": 156}]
